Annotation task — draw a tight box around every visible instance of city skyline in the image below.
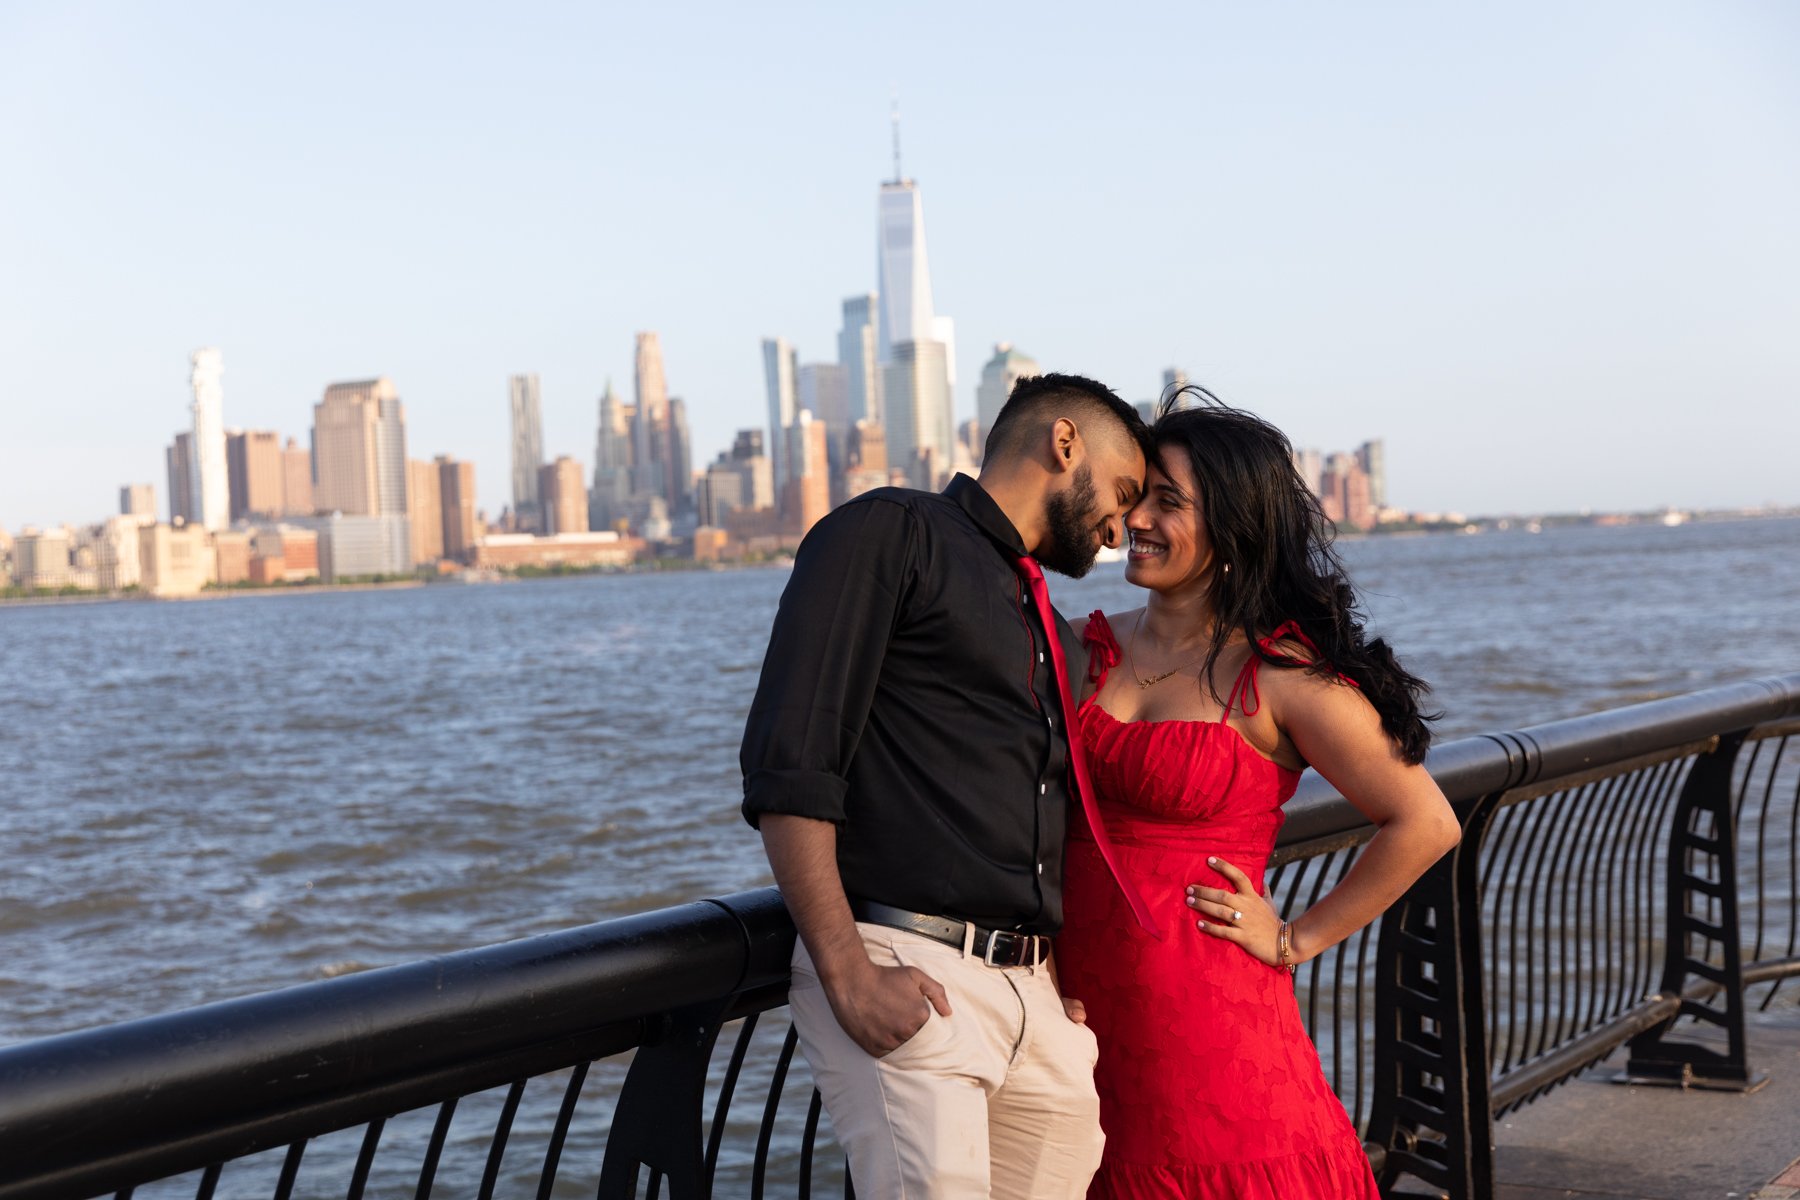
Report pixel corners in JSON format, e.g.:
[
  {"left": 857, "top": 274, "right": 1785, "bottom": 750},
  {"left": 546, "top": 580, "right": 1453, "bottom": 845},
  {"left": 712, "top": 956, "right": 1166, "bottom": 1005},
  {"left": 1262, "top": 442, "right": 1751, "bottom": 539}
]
[{"left": 3, "top": 4, "right": 1798, "bottom": 527}]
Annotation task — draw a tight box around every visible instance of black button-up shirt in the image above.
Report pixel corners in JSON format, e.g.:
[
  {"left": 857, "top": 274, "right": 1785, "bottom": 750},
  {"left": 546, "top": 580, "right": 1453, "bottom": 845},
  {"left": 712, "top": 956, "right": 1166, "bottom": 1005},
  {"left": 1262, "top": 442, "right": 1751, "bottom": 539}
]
[{"left": 740, "top": 474, "right": 1084, "bottom": 935}]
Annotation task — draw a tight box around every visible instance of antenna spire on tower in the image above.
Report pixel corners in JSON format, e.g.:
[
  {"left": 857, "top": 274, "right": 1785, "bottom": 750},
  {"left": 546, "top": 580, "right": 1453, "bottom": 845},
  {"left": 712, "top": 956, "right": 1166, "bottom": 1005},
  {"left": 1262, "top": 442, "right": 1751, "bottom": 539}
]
[{"left": 891, "top": 96, "right": 903, "bottom": 182}]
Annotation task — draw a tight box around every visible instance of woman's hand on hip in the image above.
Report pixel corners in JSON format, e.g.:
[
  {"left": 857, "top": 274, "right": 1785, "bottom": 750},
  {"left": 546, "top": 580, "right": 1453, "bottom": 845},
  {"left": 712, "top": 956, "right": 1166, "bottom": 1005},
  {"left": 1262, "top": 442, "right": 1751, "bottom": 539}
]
[{"left": 1187, "top": 856, "right": 1284, "bottom": 967}]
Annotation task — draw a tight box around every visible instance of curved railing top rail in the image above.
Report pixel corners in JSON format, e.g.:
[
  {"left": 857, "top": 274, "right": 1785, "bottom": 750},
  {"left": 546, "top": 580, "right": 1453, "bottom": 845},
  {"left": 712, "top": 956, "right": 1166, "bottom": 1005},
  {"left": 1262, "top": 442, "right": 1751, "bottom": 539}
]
[
  {"left": 1280, "top": 672, "right": 1800, "bottom": 844},
  {"left": 0, "top": 892, "right": 797, "bottom": 1197},
  {"left": 2, "top": 671, "right": 1798, "bottom": 1194}
]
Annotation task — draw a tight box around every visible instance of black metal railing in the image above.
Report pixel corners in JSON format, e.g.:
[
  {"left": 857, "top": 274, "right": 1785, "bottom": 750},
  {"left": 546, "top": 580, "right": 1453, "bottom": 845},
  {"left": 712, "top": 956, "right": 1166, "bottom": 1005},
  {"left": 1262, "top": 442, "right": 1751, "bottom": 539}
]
[{"left": 2, "top": 674, "right": 1797, "bottom": 1200}]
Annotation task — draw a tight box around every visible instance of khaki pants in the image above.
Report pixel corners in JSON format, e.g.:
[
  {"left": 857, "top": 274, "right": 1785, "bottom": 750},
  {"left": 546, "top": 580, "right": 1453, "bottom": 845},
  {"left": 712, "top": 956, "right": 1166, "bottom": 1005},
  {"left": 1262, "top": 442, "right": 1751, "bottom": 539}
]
[{"left": 788, "top": 922, "right": 1105, "bottom": 1200}]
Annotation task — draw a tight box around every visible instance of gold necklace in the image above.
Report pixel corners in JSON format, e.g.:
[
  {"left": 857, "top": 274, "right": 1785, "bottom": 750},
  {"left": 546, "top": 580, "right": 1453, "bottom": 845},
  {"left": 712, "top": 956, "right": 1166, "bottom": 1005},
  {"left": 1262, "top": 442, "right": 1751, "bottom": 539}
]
[{"left": 1127, "top": 610, "right": 1212, "bottom": 689}]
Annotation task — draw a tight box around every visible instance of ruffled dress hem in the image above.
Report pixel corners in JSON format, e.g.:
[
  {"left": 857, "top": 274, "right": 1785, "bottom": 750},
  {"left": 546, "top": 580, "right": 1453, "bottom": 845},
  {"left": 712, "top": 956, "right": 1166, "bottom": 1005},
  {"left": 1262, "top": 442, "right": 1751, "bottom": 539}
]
[{"left": 1089, "top": 1142, "right": 1381, "bottom": 1200}]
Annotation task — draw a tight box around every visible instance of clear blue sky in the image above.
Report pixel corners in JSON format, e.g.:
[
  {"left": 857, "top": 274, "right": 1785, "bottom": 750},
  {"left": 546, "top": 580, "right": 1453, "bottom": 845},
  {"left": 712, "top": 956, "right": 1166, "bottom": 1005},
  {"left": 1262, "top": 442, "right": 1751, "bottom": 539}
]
[{"left": 3, "top": 1, "right": 1796, "bottom": 527}]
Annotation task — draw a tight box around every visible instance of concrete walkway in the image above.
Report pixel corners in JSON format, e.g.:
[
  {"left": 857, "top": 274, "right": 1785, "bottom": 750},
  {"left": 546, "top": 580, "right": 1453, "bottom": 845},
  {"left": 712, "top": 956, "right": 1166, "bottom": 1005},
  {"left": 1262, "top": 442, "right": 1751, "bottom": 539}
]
[{"left": 1489, "top": 996, "right": 1800, "bottom": 1200}]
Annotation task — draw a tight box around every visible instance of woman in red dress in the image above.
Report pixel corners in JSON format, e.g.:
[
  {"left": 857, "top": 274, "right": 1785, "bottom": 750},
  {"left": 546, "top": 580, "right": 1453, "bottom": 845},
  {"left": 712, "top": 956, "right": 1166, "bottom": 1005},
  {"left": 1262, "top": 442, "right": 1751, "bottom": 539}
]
[{"left": 1055, "top": 394, "right": 1460, "bottom": 1199}]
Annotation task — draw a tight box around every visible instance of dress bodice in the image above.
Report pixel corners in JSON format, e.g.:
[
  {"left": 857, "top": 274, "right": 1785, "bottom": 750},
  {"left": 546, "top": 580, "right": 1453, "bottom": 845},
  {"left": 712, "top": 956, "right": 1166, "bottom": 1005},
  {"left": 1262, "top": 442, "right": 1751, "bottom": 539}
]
[{"left": 1075, "top": 611, "right": 1303, "bottom": 858}]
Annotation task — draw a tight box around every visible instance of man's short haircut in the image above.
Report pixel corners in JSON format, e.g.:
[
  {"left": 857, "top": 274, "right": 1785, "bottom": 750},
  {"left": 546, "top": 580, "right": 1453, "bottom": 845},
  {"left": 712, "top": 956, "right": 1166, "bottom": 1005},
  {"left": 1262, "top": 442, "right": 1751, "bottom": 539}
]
[{"left": 982, "top": 372, "right": 1152, "bottom": 465}]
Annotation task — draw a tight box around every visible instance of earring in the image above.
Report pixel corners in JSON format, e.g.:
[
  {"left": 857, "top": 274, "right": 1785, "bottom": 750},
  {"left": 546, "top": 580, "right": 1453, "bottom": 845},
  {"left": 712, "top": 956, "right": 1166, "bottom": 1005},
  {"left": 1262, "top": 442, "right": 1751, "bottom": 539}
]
[{"left": 1222, "top": 563, "right": 1231, "bottom": 575}]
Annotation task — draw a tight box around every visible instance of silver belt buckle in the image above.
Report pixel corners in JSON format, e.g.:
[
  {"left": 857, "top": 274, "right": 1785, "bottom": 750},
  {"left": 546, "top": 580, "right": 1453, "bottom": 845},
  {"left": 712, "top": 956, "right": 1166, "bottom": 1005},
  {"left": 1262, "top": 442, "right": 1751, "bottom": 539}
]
[{"left": 983, "top": 930, "right": 1040, "bottom": 967}]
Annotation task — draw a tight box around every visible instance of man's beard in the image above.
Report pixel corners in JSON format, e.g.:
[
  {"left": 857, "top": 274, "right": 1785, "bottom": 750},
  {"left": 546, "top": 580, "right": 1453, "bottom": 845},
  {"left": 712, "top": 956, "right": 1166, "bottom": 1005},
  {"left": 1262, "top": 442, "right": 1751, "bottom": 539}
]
[{"left": 1036, "top": 464, "right": 1104, "bottom": 579}]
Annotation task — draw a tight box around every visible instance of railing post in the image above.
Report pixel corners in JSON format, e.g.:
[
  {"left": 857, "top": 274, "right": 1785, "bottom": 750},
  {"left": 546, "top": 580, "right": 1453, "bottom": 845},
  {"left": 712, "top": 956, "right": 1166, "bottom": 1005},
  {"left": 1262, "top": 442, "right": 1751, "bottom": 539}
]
[
  {"left": 597, "top": 996, "right": 734, "bottom": 1200},
  {"left": 1622, "top": 731, "right": 1767, "bottom": 1091},
  {"left": 1366, "top": 800, "right": 1495, "bottom": 1200}
]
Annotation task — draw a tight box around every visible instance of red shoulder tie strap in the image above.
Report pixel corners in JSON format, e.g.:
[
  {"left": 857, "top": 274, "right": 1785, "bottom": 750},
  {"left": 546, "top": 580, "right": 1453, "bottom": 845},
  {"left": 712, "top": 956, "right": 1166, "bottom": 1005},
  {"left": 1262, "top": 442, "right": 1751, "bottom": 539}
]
[
  {"left": 1222, "top": 620, "right": 1361, "bottom": 722},
  {"left": 1015, "top": 557, "right": 1162, "bottom": 938}
]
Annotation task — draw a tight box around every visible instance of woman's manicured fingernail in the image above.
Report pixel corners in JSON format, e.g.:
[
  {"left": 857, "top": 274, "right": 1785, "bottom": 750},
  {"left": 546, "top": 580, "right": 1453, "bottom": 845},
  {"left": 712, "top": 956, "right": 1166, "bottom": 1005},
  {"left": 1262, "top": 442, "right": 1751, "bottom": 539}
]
[{"left": 1207, "top": 856, "right": 1218, "bottom": 865}]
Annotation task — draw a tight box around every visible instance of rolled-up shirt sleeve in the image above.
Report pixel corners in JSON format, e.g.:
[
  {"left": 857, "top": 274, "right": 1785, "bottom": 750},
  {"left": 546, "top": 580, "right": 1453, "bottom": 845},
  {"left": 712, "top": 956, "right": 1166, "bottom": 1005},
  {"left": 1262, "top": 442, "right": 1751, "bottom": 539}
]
[{"left": 740, "top": 496, "right": 917, "bottom": 828}]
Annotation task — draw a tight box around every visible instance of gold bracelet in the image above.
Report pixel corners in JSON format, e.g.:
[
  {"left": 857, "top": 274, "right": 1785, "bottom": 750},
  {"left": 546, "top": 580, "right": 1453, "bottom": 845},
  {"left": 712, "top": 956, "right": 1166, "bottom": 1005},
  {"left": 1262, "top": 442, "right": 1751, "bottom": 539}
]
[{"left": 1277, "top": 920, "right": 1295, "bottom": 975}]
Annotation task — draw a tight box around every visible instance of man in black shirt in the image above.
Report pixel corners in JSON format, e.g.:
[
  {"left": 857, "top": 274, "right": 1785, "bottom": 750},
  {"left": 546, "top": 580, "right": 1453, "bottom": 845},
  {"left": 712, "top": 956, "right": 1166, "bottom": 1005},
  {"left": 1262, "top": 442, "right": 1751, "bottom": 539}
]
[{"left": 742, "top": 374, "right": 1152, "bottom": 1199}]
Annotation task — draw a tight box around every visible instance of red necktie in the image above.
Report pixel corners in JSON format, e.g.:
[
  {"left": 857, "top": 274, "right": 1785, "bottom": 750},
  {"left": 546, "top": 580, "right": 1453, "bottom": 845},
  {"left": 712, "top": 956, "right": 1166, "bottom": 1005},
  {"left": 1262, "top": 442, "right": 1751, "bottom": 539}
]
[{"left": 1015, "top": 555, "right": 1163, "bottom": 938}]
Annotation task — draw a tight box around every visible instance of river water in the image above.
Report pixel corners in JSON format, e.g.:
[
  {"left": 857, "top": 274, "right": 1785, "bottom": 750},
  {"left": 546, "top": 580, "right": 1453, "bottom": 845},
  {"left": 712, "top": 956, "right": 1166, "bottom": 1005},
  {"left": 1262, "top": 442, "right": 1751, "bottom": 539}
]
[{"left": 4, "top": 516, "right": 1798, "bottom": 1046}]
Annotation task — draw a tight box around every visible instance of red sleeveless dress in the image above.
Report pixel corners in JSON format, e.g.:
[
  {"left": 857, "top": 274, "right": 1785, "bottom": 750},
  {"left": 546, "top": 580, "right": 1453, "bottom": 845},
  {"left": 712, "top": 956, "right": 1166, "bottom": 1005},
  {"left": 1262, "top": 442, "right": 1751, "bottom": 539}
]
[{"left": 1057, "top": 612, "right": 1380, "bottom": 1200}]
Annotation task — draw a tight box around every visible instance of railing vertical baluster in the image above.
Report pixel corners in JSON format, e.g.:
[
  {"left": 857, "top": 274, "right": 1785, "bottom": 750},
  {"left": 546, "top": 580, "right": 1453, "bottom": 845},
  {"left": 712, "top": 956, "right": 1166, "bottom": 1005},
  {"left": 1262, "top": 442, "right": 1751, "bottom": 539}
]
[
  {"left": 1580, "top": 774, "right": 1634, "bottom": 1040},
  {"left": 194, "top": 1163, "right": 222, "bottom": 1200},
  {"left": 1587, "top": 773, "right": 1629, "bottom": 1035},
  {"left": 476, "top": 1079, "right": 528, "bottom": 1200},
  {"left": 1330, "top": 853, "right": 1353, "bottom": 1108},
  {"left": 1624, "top": 732, "right": 1766, "bottom": 1090},
  {"left": 1738, "top": 736, "right": 1777, "bottom": 968},
  {"left": 271, "top": 1140, "right": 306, "bottom": 1200},
  {"left": 1777, "top": 738, "right": 1800, "bottom": 1008},
  {"left": 1479, "top": 798, "right": 1524, "bottom": 1074},
  {"left": 705, "top": 1013, "right": 760, "bottom": 1184},
  {"left": 798, "top": 1087, "right": 825, "bottom": 1200},
  {"left": 1503, "top": 789, "right": 1556, "bottom": 1073},
  {"left": 537, "top": 1061, "right": 592, "bottom": 1200},
  {"left": 1611, "top": 763, "right": 1658, "bottom": 1018},
  {"left": 1301, "top": 853, "right": 1335, "bottom": 1040},
  {"left": 347, "top": 1117, "right": 386, "bottom": 1200},
  {"left": 751, "top": 1024, "right": 800, "bottom": 1200},
  {"left": 1351, "top": 920, "right": 1375, "bottom": 1130},
  {"left": 414, "top": 1096, "right": 459, "bottom": 1200},
  {"left": 1541, "top": 781, "right": 1598, "bottom": 1061}
]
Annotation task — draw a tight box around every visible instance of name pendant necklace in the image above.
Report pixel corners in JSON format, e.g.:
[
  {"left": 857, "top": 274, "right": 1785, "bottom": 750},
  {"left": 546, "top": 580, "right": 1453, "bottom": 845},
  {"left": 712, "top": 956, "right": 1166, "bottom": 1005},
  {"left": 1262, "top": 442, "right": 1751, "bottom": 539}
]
[{"left": 1128, "top": 610, "right": 1211, "bottom": 689}]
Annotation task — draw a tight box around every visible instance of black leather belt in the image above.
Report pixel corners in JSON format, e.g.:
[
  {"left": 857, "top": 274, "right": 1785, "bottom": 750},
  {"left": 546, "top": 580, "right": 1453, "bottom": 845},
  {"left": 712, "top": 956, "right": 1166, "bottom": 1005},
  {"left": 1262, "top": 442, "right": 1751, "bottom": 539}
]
[{"left": 848, "top": 898, "right": 1048, "bottom": 968}]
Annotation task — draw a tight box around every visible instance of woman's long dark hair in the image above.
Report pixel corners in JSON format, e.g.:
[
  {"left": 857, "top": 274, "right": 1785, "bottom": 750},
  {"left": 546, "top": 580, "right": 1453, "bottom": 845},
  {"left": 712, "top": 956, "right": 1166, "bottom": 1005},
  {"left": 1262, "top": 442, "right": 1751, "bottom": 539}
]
[{"left": 1153, "top": 388, "right": 1436, "bottom": 763}]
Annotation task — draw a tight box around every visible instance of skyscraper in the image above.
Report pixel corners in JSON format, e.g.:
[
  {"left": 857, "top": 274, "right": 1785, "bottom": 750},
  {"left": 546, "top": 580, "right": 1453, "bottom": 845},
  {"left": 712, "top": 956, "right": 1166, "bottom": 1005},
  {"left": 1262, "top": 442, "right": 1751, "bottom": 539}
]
[
  {"left": 975, "top": 344, "right": 1040, "bottom": 453},
  {"left": 782, "top": 411, "right": 831, "bottom": 539},
  {"left": 874, "top": 121, "right": 955, "bottom": 486},
  {"left": 730, "top": 429, "right": 775, "bottom": 511},
  {"left": 799, "top": 363, "right": 850, "bottom": 431},
  {"left": 697, "top": 456, "right": 747, "bottom": 528},
  {"left": 408, "top": 458, "right": 444, "bottom": 565},
  {"left": 883, "top": 338, "right": 953, "bottom": 489},
  {"left": 539, "top": 456, "right": 588, "bottom": 535},
  {"left": 838, "top": 294, "right": 882, "bottom": 425},
  {"left": 845, "top": 419, "right": 890, "bottom": 500},
  {"left": 120, "top": 484, "right": 156, "bottom": 521},
  {"left": 667, "top": 397, "right": 694, "bottom": 514},
  {"left": 632, "top": 332, "right": 670, "bottom": 502},
  {"left": 762, "top": 336, "right": 799, "bottom": 497},
  {"left": 282, "top": 437, "right": 314, "bottom": 516},
  {"left": 189, "top": 348, "right": 229, "bottom": 532},
  {"left": 877, "top": 182, "right": 935, "bottom": 362},
  {"left": 1356, "top": 439, "right": 1387, "bottom": 508},
  {"left": 1294, "top": 448, "right": 1324, "bottom": 496},
  {"left": 590, "top": 379, "right": 634, "bottom": 533},
  {"left": 1319, "top": 452, "right": 1373, "bottom": 530},
  {"left": 313, "top": 378, "right": 408, "bottom": 517},
  {"left": 509, "top": 374, "right": 545, "bottom": 529},
  {"left": 166, "top": 432, "right": 195, "bottom": 525},
  {"left": 226, "top": 429, "right": 285, "bottom": 522},
  {"left": 437, "top": 456, "right": 478, "bottom": 563}
]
